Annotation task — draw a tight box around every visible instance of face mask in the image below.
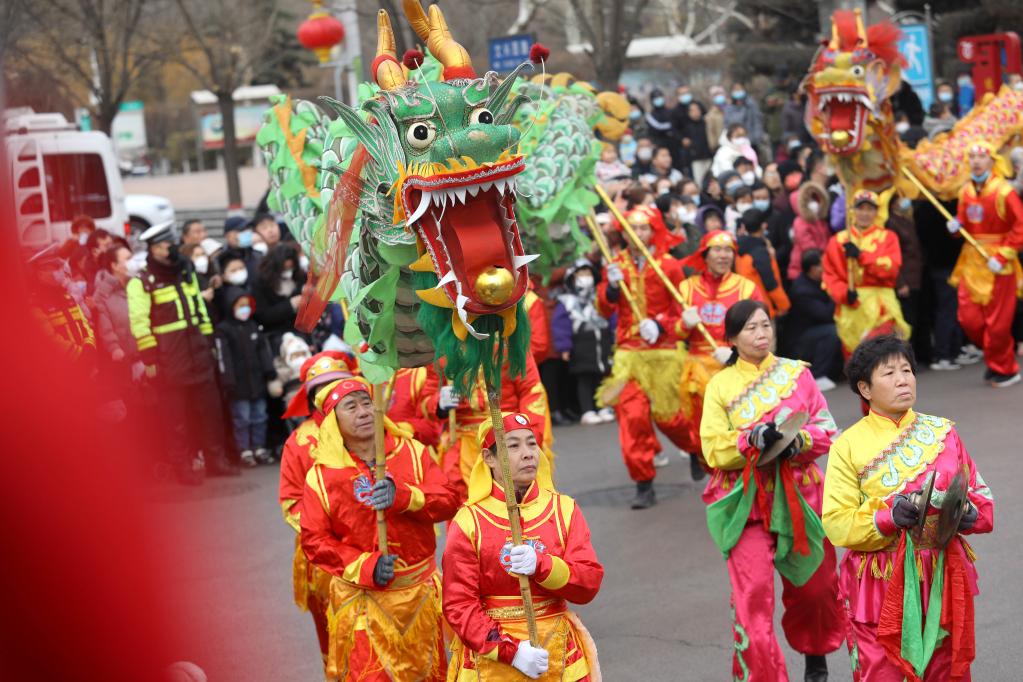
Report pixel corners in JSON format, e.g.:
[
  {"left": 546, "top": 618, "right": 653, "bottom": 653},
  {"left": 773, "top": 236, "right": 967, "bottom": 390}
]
[
  {"left": 127, "top": 259, "right": 143, "bottom": 277},
  {"left": 193, "top": 255, "right": 209, "bottom": 274},
  {"left": 1015, "top": 81, "right": 1023, "bottom": 92},
  {"left": 787, "top": 139, "right": 801, "bottom": 151},
  {"left": 807, "top": 200, "right": 820, "bottom": 215},
  {"left": 679, "top": 93, "right": 692, "bottom": 105},
  {"left": 636, "top": 147, "right": 653, "bottom": 162},
  {"left": 753, "top": 199, "right": 770, "bottom": 212},
  {"left": 652, "top": 97, "right": 665, "bottom": 108},
  {"left": 281, "top": 268, "right": 294, "bottom": 280},
  {"left": 78, "top": 232, "right": 89, "bottom": 245},
  {"left": 237, "top": 230, "right": 253, "bottom": 248},
  {"left": 252, "top": 242, "right": 268, "bottom": 254},
  {"left": 938, "top": 91, "right": 954, "bottom": 103},
  {"left": 629, "top": 109, "right": 641, "bottom": 120},
  {"left": 725, "top": 181, "right": 743, "bottom": 195},
  {"left": 957, "top": 77, "right": 971, "bottom": 88},
  {"left": 732, "top": 136, "right": 750, "bottom": 148},
  {"left": 741, "top": 171, "right": 755, "bottom": 185},
  {"left": 736, "top": 202, "right": 753, "bottom": 214},
  {"left": 690, "top": 194, "right": 700, "bottom": 206},
  {"left": 299, "top": 255, "right": 310, "bottom": 272},
  {"left": 732, "top": 90, "right": 746, "bottom": 101},
  {"left": 712, "top": 94, "right": 726, "bottom": 106},
  {"left": 575, "top": 275, "right": 594, "bottom": 290},
  {"left": 898, "top": 197, "right": 913, "bottom": 211},
  {"left": 287, "top": 353, "right": 310, "bottom": 373},
  {"left": 895, "top": 121, "right": 910, "bottom": 134},
  {"left": 234, "top": 305, "right": 252, "bottom": 322},
  {"left": 678, "top": 208, "right": 696, "bottom": 223},
  {"left": 971, "top": 170, "right": 990, "bottom": 183},
  {"left": 225, "top": 269, "right": 248, "bottom": 286}
]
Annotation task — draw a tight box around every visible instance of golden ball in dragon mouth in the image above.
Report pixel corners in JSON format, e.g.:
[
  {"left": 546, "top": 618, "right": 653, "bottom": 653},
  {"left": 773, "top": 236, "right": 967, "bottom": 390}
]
[
  {"left": 831, "top": 130, "right": 851, "bottom": 147},
  {"left": 475, "top": 266, "right": 514, "bottom": 306}
]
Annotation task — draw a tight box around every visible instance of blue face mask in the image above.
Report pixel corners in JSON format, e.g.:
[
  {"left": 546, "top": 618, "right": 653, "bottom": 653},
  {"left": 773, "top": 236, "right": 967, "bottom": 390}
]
[
  {"left": 679, "top": 94, "right": 693, "bottom": 105},
  {"left": 652, "top": 97, "right": 665, "bottom": 108},
  {"left": 753, "top": 199, "right": 770, "bottom": 212},
  {"left": 938, "top": 91, "right": 954, "bottom": 103},
  {"left": 971, "top": 170, "right": 990, "bottom": 184},
  {"left": 898, "top": 197, "right": 913, "bottom": 211},
  {"left": 732, "top": 90, "right": 746, "bottom": 101},
  {"left": 726, "top": 181, "right": 743, "bottom": 195},
  {"left": 237, "top": 229, "right": 253, "bottom": 248},
  {"left": 691, "top": 195, "right": 701, "bottom": 206},
  {"left": 629, "top": 109, "right": 642, "bottom": 120},
  {"left": 712, "top": 94, "right": 727, "bottom": 106}
]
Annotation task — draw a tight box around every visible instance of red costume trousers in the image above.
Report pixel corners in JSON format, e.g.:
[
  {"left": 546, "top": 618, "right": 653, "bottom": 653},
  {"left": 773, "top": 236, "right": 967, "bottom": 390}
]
[
  {"left": 846, "top": 618, "right": 968, "bottom": 682},
  {"left": 615, "top": 380, "right": 697, "bottom": 482},
  {"left": 957, "top": 274, "right": 1019, "bottom": 376},
  {"left": 727, "top": 523, "right": 845, "bottom": 681}
]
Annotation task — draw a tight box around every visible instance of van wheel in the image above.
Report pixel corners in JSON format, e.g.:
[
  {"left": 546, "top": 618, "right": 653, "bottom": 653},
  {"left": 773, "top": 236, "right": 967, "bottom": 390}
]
[{"left": 129, "top": 217, "right": 149, "bottom": 235}]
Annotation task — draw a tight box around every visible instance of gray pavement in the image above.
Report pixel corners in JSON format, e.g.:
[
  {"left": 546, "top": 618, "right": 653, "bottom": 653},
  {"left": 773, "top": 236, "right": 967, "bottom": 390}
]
[{"left": 160, "top": 360, "right": 1018, "bottom": 680}]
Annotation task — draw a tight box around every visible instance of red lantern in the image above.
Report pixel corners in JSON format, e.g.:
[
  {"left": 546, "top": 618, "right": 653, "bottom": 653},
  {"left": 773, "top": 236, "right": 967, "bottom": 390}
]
[{"left": 297, "top": 0, "right": 345, "bottom": 63}]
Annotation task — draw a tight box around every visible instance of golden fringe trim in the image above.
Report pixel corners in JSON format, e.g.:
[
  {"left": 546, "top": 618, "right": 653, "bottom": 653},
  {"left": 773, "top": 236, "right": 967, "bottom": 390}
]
[
  {"left": 597, "top": 348, "right": 686, "bottom": 421},
  {"left": 857, "top": 552, "right": 896, "bottom": 581},
  {"left": 292, "top": 538, "right": 310, "bottom": 612},
  {"left": 678, "top": 354, "right": 715, "bottom": 418},
  {"left": 962, "top": 538, "right": 977, "bottom": 563}
]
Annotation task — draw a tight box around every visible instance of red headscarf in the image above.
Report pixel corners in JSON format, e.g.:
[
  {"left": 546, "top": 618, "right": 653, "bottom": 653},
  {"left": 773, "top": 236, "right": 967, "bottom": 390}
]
[
  {"left": 617, "top": 205, "right": 685, "bottom": 257},
  {"left": 681, "top": 229, "right": 737, "bottom": 273},
  {"left": 477, "top": 412, "right": 545, "bottom": 451}
]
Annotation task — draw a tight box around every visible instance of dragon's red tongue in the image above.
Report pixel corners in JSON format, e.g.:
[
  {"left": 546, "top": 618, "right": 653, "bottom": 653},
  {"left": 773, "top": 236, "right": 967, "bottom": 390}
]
[
  {"left": 438, "top": 189, "right": 512, "bottom": 295},
  {"left": 828, "top": 100, "right": 855, "bottom": 132}
]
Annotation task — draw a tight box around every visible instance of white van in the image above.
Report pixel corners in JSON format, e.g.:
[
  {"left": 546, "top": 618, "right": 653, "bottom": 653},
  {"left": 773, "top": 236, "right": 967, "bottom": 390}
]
[{"left": 4, "top": 110, "right": 129, "bottom": 249}]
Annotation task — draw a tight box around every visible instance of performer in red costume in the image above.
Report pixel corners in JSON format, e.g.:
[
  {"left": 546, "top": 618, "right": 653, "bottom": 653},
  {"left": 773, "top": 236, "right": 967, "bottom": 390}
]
[
  {"left": 388, "top": 366, "right": 443, "bottom": 449},
  {"left": 822, "top": 190, "right": 910, "bottom": 357},
  {"left": 301, "top": 376, "right": 459, "bottom": 681},
  {"left": 443, "top": 412, "right": 604, "bottom": 680},
  {"left": 595, "top": 206, "right": 695, "bottom": 509},
  {"left": 947, "top": 142, "right": 1023, "bottom": 387},
  {"left": 676, "top": 230, "right": 763, "bottom": 466},
  {"left": 278, "top": 351, "right": 358, "bottom": 674}
]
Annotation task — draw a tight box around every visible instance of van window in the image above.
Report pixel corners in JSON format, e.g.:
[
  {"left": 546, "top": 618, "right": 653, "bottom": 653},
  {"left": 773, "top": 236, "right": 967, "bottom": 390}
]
[{"left": 42, "top": 153, "right": 111, "bottom": 221}]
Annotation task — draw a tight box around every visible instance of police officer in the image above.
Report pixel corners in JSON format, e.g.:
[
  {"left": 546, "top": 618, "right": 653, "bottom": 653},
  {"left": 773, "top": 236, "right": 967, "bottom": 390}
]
[{"left": 127, "top": 222, "right": 239, "bottom": 484}]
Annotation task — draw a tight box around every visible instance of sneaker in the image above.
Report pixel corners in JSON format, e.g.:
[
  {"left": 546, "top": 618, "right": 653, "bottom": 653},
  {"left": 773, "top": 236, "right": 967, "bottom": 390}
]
[
  {"left": 630, "top": 481, "right": 656, "bottom": 509},
  {"left": 989, "top": 372, "right": 1021, "bottom": 388},
  {"left": 929, "top": 359, "right": 962, "bottom": 371},
  {"left": 956, "top": 345, "right": 983, "bottom": 365},
  {"left": 815, "top": 376, "right": 837, "bottom": 391},
  {"left": 653, "top": 452, "right": 671, "bottom": 468},
  {"left": 598, "top": 407, "right": 616, "bottom": 422},
  {"left": 690, "top": 456, "right": 706, "bottom": 482},
  {"left": 240, "top": 450, "right": 258, "bottom": 467},
  {"left": 254, "top": 447, "right": 274, "bottom": 464},
  {"left": 580, "top": 410, "right": 603, "bottom": 425}
]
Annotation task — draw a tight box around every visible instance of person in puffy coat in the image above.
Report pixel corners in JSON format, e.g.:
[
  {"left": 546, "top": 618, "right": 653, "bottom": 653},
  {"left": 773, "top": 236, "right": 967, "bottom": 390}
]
[{"left": 787, "top": 181, "right": 832, "bottom": 281}]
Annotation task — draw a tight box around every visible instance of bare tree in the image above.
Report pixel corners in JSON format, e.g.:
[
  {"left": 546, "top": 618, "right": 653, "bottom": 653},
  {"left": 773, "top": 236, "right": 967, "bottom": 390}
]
[
  {"left": 562, "top": 0, "right": 654, "bottom": 89},
  {"left": 173, "top": 0, "right": 283, "bottom": 208},
  {"left": 6, "top": 0, "right": 167, "bottom": 133}
]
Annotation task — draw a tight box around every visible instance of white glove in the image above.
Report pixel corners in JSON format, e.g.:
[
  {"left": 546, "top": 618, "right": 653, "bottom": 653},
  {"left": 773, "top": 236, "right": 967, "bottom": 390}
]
[
  {"left": 987, "top": 256, "right": 1004, "bottom": 273},
  {"left": 511, "top": 640, "right": 549, "bottom": 679},
  {"left": 507, "top": 544, "right": 538, "bottom": 576},
  {"left": 439, "top": 385, "right": 460, "bottom": 410},
  {"left": 638, "top": 318, "right": 660, "bottom": 345},
  {"left": 131, "top": 361, "right": 146, "bottom": 383},
  {"left": 606, "top": 263, "right": 624, "bottom": 286},
  {"left": 712, "top": 346, "right": 733, "bottom": 366},
  {"left": 682, "top": 306, "right": 702, "bottom": 329},
  {"left": 946, "top": 218, "right": 961, "bottom": 234}
]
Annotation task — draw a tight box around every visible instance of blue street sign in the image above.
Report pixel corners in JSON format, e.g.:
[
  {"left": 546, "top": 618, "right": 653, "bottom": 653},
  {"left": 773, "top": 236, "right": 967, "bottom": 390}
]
[
  {"left": 898, "top": 24, "right": 934, "bottom": 111},
  {"left": 489, "top": 34, "right": 534, "bottom": 73}
]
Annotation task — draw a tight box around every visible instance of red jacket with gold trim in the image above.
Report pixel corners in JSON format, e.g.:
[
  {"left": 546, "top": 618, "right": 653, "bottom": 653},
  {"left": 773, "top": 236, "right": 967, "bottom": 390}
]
[
  {"left": 279, "top": 417, "right": 320, "bottom": 532},
  {"left": 956, "top": 175, "right": 1023, "bottom": 265},
  {"left": 675, "top": 271, "right": 762, "bottom": 356},
  {"left": 822, "top": 224, "right": 901, "bottom": 306},
  {"left": 596, "top": 250, "right": 684, "bottom": 350}
]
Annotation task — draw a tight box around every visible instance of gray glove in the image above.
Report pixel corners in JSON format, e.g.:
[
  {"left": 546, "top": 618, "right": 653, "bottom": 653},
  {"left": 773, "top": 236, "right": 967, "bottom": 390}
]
[
  {"left": 369, "top": 478, "right": 395, "bottom": 511},
  {"left": 891, "top": 494, "right": 920, "bottom": 529},
  {"left": 778, "top": 432, "right": 806, "bottom": 460},
  {"left": 373, "top": 554, "right": 396, "bottom": 586},
  {"left": 749, "top": 423, "right": 783, "bottom": 452},
  {"left": 958, "top": 502, "right": 978, "bottom": 531}
]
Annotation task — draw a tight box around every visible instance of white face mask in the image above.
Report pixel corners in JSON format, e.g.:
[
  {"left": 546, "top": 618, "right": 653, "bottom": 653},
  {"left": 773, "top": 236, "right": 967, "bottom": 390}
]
[
  {"left": 225, "top": 269, "right": 248, "bottom": 286},
  {"left": 287, "top": 352, "right": 310, "bottom": 373},
  {"left": 299, "top": 255, "right": 310, "bottom": 272},
  {"left": 740, "top": 171, "right": 755, "bottom": 185},
  {"left": 234, "top": 305, "right": 252, "bottom": 322},
  {"left": 252, "top": 242, "right": 268, "bottom": 254},
  {"left": 636, "top": 147, "right": 653, "bottom": 162},
  {"left": 127, "top": 259, "right": 143, "bottom": 277},
  {"left": 732, "top": 136, "right": 750, "bottom": 148},
  {"left": 575, "top": 275, "right": 594, "bottom": 290},
  {"left": 679, "top": 208, "right": 696, "bottom": 223},
  {"left": 193, "top": 255, "right": 209, "bottom": 275},
  {"left": 281, "top": 269, "right": 294, "bottom": 280},
  {"left": 807, "top": 200, "right": 821, "bottom": 215},
  {"left": 895, "top": 121, "right": 910, "bottom": 134},
  {"left": 736, "top": 202, "right": 753, "bottom": 213},
  {"left": 78, "top": 232, "right": 89, "bottom": 245}
]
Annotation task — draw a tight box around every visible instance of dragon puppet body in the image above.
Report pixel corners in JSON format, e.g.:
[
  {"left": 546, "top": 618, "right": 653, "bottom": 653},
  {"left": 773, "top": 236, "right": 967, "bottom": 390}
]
[
  {"left": 257, "top": 1, "right": 627, "bottom": 387},
  {"left": 804, "top": 9, "right": 1023, "bottom": 204}
]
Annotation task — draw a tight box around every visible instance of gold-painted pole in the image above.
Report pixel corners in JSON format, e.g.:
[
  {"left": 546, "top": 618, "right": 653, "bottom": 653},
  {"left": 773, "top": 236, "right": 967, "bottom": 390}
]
[
  {"left": 372, "top": 373, "right": 399, "bottom": 554},
  {"left": 584, "top": 213, "right": 643, "bottom": 322}
]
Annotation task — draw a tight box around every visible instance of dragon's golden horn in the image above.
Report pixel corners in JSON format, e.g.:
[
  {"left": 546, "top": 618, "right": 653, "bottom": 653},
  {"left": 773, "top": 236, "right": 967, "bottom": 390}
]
[
  {"left": 427, "top": 4, "right": 475, "bottom": 80},
  {"left": 374, "top": 10, "right": 407, "bottom": 91},
  {"left": 854, "top": 8, "right": 867, "bottom": 46},
  {"left": 402, "top": 0, "right": 430, "bottom": 42}
]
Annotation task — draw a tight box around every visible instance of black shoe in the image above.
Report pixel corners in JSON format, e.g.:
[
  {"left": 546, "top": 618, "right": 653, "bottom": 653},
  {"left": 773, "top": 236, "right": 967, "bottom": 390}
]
[
  {"left": 983, "top": 367, "right": 994, "bottom": 381},
  {"left": 630, "top": 480, "right": 656, "bottom": 509},
  {"left": 804, "top": 654, "right": 827, "bottom": 682},
  {"left": 989, "top": 371, "right": 1021, "bottom": 388},
  {"left": 690, "top": 455, "right": 706, "bottom": 482},
  {"left": 551, "top": 411, "right": 573, "bottom": 426}
]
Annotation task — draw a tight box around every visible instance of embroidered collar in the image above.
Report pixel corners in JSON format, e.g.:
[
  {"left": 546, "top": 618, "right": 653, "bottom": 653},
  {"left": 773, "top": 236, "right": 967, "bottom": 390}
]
[{"left": 866, "top": 408, "right": 915, "bottom": 430}]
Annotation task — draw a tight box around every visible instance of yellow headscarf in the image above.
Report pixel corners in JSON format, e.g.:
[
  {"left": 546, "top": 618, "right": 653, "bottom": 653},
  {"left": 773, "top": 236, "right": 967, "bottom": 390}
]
[{"left": 311, "top": 378, "right": 414, "bottom": 468}]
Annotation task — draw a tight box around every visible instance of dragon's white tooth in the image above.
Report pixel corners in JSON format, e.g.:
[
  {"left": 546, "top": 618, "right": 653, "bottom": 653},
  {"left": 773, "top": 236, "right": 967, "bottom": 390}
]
[
  {"left": 454, "top": 187, "right": 467, "bottom": 204},
  {"left": 407, "top": 191, "right": 432, "bottom": 225},
  {"left": 435, "top": 270, "right": 456, "bottom": 288},
  {"left": 495, "top": 179, "right": 507, "bottom": 195},
  {"left": 431, "top": 191, "right": 446, "bottom": 208},
  {"left": 467, "top": 184, "right": 480, "bottom": 197},
  {"left": 480, "top": 181, "right": 493, "bottom": 192},
  {"left": 513, "top": 253, "right": 540, "bottom": 270}
]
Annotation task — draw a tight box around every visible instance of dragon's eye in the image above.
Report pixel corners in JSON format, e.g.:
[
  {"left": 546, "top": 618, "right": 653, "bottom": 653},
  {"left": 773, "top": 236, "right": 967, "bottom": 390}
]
[
  {"left": 406, "top": 122, "right": 436, "bottom": 149},
  {"left": 470, "top": 108, "right": 494, "bottom": 125},
  {"left": 850, "top": 65, "right": 865, "bottom": 77}
]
